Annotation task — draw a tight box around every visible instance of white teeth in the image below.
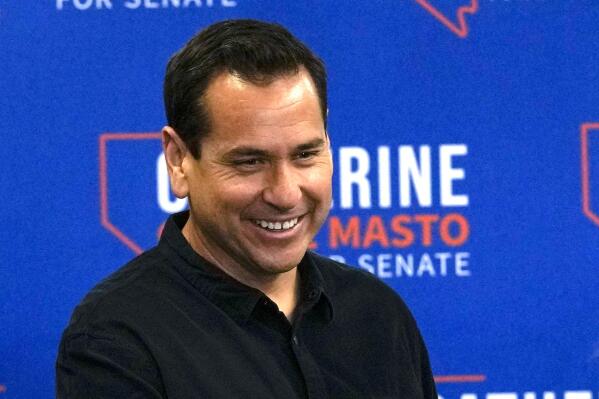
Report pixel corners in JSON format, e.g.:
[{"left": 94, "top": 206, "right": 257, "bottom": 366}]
[{"left": 254, "top": 217, "right": 299, "bottom": 231}]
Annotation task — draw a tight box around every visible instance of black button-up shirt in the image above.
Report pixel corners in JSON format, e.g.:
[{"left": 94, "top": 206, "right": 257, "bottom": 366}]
[{"left": 57, "top": 212, "right": 437, "bottom": 398}]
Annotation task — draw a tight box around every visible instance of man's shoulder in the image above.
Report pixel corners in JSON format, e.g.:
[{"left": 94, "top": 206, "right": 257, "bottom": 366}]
[
  {"left": 64, "top": 246, "right": 170, "bottom": 334},
  {"left": 309, "top": 252, "right": 425, "bottom": 354},
  {"left": 310, "top": 251, "right": 382, "bottom": 285},
  {"left": 309, "top": 252, "right": 413, "bottom": 317}
]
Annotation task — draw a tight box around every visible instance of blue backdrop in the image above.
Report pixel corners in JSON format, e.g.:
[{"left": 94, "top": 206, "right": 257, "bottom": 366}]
[{"left": 2, "top": 1, "right": 598, "bottom": 398}]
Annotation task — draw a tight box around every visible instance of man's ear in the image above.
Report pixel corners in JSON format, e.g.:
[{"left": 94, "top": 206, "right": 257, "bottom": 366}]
[{"left": 162, "top": 126, "right": 190, "bottom": 199}]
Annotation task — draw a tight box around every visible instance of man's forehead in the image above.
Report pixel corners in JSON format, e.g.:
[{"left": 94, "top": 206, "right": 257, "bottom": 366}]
[
  {"left": 204, "top": 68, "right": 318, "bottom": 105},
  {"left": 202, "top": 72, "right": 321, "bottom": 127},
  {"left": 192, "top": 67, "right": 325, "bottom": 158}
]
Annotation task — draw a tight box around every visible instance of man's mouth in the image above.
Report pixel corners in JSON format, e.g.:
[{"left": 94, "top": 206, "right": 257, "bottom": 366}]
[{"left": 253, "top": 217, "right": 300, "bottom": 232}]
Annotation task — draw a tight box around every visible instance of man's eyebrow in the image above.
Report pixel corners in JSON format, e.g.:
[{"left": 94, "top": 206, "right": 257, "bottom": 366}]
[
  {"left": 295, "top": 138, "right": 325, "bottom": 151},
  {"left": 223, "top": 138, "right": 326, "bottom": 158},
  {"left": 223, "top": 147, "right": 270, "bottom": 158}
]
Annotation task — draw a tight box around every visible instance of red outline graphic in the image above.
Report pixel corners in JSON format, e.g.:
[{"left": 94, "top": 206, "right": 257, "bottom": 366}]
[
  {"left": 0, "top": 384, "right": 6, "bottom": 394},
  {"left": 414, "top": 0, "right": 479, "bottom": 38},
  {"left": 581, "top": 123, "right": 599, "bottom": 226},
  {"left": 434, "top": 374, "right": 486, "bottom": 384},
  {"left": 99, "top": 132, "right": 162, "bottom": 255}
]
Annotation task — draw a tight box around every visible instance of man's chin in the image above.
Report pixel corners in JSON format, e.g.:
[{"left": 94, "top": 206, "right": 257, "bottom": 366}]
[
  {"left": 250, "top": 250, "right": 306, "bottom": 275},
  {"left": 243, "top": 234, "right": 311, "bottom": 266},
  {"left": 259, "top": 258, "right": 302, "bottom": 275}
]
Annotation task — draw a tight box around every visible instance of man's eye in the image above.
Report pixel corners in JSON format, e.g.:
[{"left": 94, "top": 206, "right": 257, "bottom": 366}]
[
  {"left": 232, "top": 158, "right": 262, "bottom": 168},
  {"left": 296, "top": 151, "right": 318, "bottom": 160}
]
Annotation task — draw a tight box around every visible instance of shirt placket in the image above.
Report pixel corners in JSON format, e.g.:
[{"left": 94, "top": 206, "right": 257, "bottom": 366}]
[{"left": 290, "top": 290, "right": 328, "bottom": 399}]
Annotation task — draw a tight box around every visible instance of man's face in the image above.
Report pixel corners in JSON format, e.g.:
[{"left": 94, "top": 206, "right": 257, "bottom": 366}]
[{"left": 179, "top": 69, "right": 332, "bottom": 279}]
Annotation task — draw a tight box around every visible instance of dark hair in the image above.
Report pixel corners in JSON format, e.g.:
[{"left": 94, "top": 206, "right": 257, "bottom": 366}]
[{"left": 163, "top": 19, "right": 327, "bottom": 158}]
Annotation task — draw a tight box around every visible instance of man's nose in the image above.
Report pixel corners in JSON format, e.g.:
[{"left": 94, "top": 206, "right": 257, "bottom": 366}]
[{"left": 262, "top": 163, "right": 302, "bottom": 211}]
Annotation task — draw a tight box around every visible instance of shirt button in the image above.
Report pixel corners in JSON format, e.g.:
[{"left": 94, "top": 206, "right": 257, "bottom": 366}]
[
  {"left": 292, "top": 335, "right": 299, "bottom": 345},
  {"left": 307, "top": 290, "right": 317, "bottom": 299}
]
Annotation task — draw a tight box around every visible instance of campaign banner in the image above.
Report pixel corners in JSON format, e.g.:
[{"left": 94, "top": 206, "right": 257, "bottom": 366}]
[{"left": 1, "top": 1, "right": 598, "bottom": 397}]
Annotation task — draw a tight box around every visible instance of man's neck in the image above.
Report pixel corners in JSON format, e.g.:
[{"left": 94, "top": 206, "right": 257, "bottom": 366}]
[
  {"left": 260, "top": 269, "right": 300, "bottom": 320},
  {"left": 181, "top": 219, "right": 301, "bottom": 320}
]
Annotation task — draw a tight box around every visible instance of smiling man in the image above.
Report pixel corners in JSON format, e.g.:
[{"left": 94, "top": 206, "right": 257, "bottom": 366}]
[
  {"left": 57, "top": 20, "right": 437, "bottom": 398},
  {"left": 163, "top": 69, "right": 332, "bottom": 319}
]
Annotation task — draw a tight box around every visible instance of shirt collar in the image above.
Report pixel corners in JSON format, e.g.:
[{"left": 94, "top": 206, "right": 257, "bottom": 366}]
[
  {"left": 296, "top": 251, "right": 333, "bottom": 321},
  {"left": 158, "top": 211, "right": 333, "bottom": 325}
]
